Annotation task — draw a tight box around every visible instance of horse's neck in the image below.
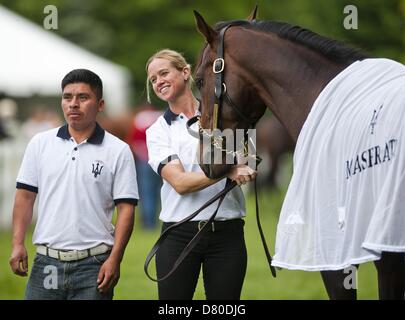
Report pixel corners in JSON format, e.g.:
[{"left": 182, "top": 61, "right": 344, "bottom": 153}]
[{"left": 238, "top": 33, "right": 347, "bottom": 141}]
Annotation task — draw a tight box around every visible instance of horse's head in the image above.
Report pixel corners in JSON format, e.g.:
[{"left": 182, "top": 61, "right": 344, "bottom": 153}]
[{"left": 192, "top": 10, "right": 267, "bottom": 179}]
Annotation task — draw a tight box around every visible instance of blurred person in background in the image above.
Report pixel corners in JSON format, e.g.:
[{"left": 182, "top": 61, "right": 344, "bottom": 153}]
[
  {"left": 0, "top": 94, "right": 9, "bottom": 139},
  {"left": 0, "top": 118, "right": 9, "bottom": 140},
  {"left": 126, "top": 103, "right": 162, "bottom": 230},
  {"left": 21, "top": 106, "right": 62, "bottom": 139},
  {"left": 0, "top": 98, "right": 19, "bottom": 140}
]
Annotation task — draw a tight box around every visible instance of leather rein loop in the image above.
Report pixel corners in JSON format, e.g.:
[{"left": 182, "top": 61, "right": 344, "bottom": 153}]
[{"left": 144, "top": 179, "right": 236, "bottom": 282}]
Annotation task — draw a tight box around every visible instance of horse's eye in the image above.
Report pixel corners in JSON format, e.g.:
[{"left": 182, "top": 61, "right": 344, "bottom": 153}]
[{"left": 195, "top": 78, "right": 204, "bottom": 89}]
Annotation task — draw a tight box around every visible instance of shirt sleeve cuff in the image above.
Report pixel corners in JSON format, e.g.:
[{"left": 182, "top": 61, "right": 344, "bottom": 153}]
[
  {"left": 114, "top": 198, "right": 138, "bottom": 206},
  {"left": 157, "top": 154, "right": 179, "bottom": 176},
  {"left": 16, "top": 182, "right": 38, "bottom": 193}
]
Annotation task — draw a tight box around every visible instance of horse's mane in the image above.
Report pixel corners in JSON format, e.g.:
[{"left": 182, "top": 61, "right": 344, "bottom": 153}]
[{"left": 215, "top": 20, "right": 368, "bottom": 64}]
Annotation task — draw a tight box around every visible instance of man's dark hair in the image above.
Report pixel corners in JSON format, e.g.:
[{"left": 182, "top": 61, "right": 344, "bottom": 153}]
[{"left": 61, "top": 69, "right": 103, "bottom": 100}]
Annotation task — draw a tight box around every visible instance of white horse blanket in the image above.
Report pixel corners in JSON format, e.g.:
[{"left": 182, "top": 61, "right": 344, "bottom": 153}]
[{"left": 272, "top": 58, "right": 405, "bottom": 271}]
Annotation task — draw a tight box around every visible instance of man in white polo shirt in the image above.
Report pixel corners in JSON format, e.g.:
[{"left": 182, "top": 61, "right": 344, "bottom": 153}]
[{"left": 9, "top": 69, "right": 139, "bottom": 300}]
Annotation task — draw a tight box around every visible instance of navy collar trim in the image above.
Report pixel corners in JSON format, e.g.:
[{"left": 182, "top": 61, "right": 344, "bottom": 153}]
[
  {"left": 56, "top": 122, "right": 105, "bottom": 145},
  {"left": 163, "top": 100, "right": 201, "bottom": 125},
  {"left": 56, "top": 124, "right": 70, "bottom": 140},
  {"left": 163, "top": 108, "right": 179, "bottom": 125}
]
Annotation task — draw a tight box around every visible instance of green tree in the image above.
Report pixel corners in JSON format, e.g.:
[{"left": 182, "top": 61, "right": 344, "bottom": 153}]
[{"left": 2, "top": 0, "right": 404, "bottom": 105}]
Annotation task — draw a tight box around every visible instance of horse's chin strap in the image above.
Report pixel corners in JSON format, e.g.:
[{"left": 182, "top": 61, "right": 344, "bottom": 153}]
[
  {"left": 186, "top": 115, "right": 262, "bottom": 165},
  {"left": 223, "top": 91, "right": 261, "bottom": 128}
]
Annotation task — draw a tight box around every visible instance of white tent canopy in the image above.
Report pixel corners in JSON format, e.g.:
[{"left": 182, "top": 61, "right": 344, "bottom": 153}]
[{"left": 0, "top": 5, "right": 132, "bottom": 116}]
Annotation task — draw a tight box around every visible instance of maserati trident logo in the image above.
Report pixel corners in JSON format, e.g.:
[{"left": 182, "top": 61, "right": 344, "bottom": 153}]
[
  {"left": 370, "top": 105, "right": 383, "bottom": 135},
  {"left": 92, "top": 162, "right": 103, "bottom": 178}
]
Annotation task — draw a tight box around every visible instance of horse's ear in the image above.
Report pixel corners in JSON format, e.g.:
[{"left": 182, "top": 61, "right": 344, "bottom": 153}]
[
  {"left": 247, "top": 4, "right": 258, "bottom": 21},
  {"left": 194, "top": 10, "right": 216, "bottom": 44}
]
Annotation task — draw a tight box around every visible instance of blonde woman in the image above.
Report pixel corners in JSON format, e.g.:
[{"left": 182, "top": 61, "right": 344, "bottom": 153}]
[{"left": 145, "top": 49, "right": 256, "bottom": 300}]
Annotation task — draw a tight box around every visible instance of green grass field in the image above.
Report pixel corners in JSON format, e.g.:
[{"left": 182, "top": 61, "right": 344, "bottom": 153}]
[{"left": 0, "top": 187, "right": 378, "bottom": 300}]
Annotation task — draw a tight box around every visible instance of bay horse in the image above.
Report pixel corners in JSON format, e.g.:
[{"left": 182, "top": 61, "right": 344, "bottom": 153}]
[{"left": 192, "top": 9, "right": 405, "bottom": 299}]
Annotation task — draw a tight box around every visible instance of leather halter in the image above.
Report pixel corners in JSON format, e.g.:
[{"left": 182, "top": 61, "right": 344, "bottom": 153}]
[
  {"left": 212, "top": 24, "right": 260, "bottom": 130},
  {"left": 186, "top": 24, "right": 262, "bottom": 160}
]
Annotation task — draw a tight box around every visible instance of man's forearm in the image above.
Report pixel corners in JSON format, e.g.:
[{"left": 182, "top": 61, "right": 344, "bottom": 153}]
[
  {"left": 12, "top": 189, "right": 36, "bottom": 246},
  {"left": 109, "top": 203, "right": 135, "bottom": 262}
]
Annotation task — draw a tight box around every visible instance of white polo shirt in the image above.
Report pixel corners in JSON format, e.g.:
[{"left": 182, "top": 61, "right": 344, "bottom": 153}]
[
  {"left": 146, "top": 108, "right": 245, "bottom": 222},
  {"left": 16, "top": 123, "right": 139, "bottom": 250}
]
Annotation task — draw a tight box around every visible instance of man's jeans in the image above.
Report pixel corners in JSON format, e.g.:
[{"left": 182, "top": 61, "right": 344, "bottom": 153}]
[{"left": 25, "top": 252, "right": 113, "bottom": 300}]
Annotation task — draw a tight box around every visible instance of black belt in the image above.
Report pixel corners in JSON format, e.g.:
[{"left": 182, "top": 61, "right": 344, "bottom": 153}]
[{"left": 163, "top": 218, "right": 244, "bottom": 233}]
